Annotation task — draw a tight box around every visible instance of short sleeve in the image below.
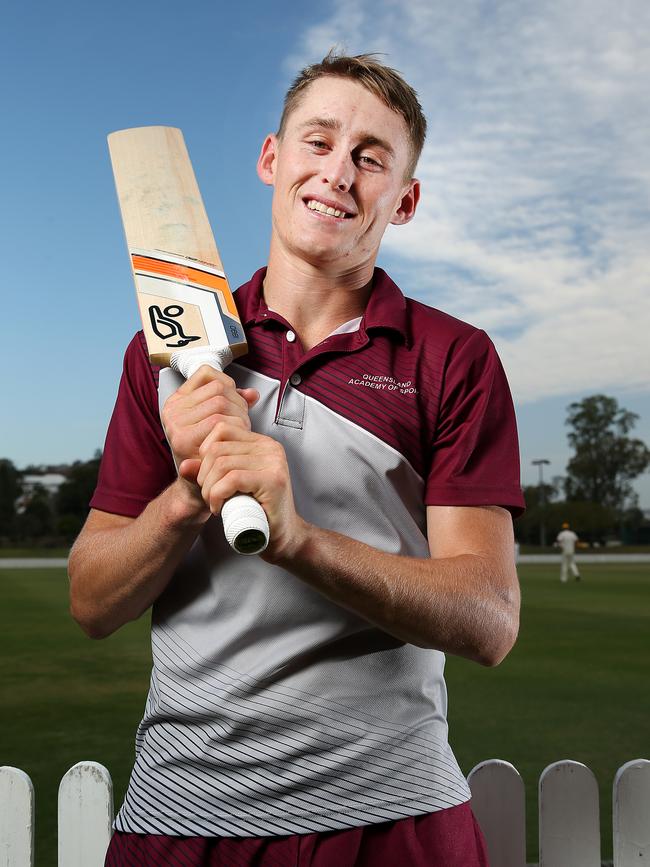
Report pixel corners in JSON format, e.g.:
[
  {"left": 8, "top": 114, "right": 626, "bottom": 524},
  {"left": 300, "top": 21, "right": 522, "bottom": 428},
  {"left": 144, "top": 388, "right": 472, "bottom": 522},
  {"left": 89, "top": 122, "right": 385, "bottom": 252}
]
[
  {"left": 425, "top": 329, "right": 525, "bottom": 517},
  {"left": 89, "top": 332, "right": 176, "bottom": 517}
]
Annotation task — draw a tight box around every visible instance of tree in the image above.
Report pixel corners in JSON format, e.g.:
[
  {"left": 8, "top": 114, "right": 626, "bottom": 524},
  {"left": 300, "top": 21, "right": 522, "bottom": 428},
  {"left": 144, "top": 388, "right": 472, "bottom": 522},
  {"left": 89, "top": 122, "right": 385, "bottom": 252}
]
[
  {"left": 14, "top": 483, "right": 54, "bottom": 542},
  {"left": 516, "top": 481, "right": 562, "bottom": 546},
  {"left": 564, "top": 395, "right": 650, "bottom": 512},
  {"left": 0, "top": 458, "right": 22, "bottom": 537},
  {"left": 54, "top": 454, "right": 102, "bottom": 541},
  {"left": 550, "top": 500, "right": 617, "bottom": 545}
]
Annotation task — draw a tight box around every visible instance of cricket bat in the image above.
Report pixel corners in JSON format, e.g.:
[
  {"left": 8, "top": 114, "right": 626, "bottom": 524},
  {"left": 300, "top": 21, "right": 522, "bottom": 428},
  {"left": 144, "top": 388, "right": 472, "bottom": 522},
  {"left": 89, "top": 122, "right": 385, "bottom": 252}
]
[{"left": 107, "top": 126, "right": 269, "bottom": 555}]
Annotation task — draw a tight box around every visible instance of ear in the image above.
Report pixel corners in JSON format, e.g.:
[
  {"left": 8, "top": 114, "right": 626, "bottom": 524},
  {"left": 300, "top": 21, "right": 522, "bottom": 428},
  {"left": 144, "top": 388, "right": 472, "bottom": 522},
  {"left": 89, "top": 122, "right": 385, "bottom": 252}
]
[
  {"left": 257, "top": 134, "right": 279, "bottom": 186},
  {"left": 390, "top": 178, "right": 421, "bottom": 226}
]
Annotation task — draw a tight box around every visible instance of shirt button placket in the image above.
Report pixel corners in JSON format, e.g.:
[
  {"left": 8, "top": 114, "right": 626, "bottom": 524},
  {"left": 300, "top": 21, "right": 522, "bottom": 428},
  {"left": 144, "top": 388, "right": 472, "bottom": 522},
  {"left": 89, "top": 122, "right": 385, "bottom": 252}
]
[
  {"left": 277, "top": 328, "right": 305, "bottom": 428},
  {"left": 284, "top": 329, "right": 301, "bottom": 387}
]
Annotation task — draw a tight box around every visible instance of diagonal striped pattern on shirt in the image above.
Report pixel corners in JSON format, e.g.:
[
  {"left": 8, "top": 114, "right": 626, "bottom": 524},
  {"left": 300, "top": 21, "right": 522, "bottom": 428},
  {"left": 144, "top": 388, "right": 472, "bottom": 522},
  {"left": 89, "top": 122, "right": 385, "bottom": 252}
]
[{"left": 116, "top": 624, "right": 470, "bottom": 837}]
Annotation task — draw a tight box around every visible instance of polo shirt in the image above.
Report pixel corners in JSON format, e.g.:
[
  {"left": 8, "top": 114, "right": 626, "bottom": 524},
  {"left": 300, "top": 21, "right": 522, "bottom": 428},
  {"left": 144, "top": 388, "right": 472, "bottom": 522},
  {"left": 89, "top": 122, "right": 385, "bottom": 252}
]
[{"left": 91, "top": 267, "right": 524, "bottom": 839}]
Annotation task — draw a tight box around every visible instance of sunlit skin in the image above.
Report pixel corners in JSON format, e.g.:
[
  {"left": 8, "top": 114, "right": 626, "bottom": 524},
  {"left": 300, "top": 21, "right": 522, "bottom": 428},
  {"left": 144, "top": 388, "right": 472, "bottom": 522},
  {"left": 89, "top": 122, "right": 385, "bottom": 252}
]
[{"left": 256, "top": 76, "right": 420, "bottom": 339}]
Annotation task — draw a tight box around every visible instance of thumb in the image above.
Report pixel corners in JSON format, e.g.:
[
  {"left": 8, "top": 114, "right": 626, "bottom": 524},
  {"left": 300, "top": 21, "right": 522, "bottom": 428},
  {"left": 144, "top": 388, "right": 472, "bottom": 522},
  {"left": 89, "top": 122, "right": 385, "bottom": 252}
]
[
  {"left": 178, "top": 458, "right": 201, "bottom": 483},
  {"left": 237, "top": 387, "right": 260, "bottom": 409}
]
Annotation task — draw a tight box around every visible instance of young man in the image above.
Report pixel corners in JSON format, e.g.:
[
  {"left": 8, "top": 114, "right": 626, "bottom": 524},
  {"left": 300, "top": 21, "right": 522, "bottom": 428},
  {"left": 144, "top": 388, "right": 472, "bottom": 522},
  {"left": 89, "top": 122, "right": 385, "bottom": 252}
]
[
  {"left": 555, "top": 521, "right": 581, "bottom": 582},
  {"left": 70, "top": 53, "right": 525, "bottom": 866}
]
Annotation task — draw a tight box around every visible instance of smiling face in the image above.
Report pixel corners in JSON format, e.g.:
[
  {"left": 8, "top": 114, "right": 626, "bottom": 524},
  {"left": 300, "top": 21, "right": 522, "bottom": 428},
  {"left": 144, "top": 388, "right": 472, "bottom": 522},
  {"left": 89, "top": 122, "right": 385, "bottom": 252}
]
[{"left": 257, "top": 76, "right": 420, "bottom": 278}]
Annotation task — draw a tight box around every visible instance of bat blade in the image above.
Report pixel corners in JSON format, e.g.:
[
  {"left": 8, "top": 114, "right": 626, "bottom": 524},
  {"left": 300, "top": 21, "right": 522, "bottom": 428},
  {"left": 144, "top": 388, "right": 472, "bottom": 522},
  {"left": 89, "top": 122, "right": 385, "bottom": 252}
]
[
  {"left": 107, "top": 126, "right": 269, "bottom": 556},
  {"left": 107, "top": 126, "right": 247, "bottom": 368}
]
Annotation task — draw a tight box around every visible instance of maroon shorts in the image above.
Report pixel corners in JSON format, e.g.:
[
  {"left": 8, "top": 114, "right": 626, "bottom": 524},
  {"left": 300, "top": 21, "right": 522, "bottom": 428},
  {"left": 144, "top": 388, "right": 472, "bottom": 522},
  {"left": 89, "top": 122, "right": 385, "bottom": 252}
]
[{"left": 104, "top": 801, "right": 489, "bottom": 866}]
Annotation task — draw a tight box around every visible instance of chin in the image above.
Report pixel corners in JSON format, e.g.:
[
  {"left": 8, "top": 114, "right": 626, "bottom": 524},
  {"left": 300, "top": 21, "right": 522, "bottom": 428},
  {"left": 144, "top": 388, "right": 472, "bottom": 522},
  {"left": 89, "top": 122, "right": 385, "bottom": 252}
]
[{"left": 292, "top": 239, "right": 349, "bottom": 265}]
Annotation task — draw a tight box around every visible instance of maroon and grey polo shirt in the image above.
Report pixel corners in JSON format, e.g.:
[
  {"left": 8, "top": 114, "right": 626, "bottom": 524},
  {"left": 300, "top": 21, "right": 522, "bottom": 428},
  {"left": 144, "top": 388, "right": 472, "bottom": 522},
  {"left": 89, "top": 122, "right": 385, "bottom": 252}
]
[{"left": 91, "top": 266, "right": 524, "bottom": 839}]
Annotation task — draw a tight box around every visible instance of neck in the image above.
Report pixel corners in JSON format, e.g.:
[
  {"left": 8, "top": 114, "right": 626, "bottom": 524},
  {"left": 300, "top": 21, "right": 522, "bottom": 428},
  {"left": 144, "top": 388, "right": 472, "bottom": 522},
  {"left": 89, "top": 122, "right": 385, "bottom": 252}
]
[{"left": 262, "top": 241, "right": 376, "bottom": 348}]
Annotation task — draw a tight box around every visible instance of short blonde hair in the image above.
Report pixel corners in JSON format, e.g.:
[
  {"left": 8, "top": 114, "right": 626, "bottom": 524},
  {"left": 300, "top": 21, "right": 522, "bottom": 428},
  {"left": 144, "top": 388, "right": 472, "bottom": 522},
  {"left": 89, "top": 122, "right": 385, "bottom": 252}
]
[{"left": 278, "top": 50, "right": 427, "bottom": 179}]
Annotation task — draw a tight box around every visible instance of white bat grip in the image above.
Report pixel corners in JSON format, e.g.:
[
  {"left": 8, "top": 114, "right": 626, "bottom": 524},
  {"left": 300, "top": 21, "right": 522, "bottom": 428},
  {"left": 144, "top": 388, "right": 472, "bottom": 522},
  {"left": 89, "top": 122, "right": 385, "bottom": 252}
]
[
  {"left": 220, "top": 495, "right": 269, "bottom": 555},
  {"left": 170, "top": 346, "right": 234, "bottom": 379},
  {"left": 170, "top": 346, "right": 270, "bottom": 556}
]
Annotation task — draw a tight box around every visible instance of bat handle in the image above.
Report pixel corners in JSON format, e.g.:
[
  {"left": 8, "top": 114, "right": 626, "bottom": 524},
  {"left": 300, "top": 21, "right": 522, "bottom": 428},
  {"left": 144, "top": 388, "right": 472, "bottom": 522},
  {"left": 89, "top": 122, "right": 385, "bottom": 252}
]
[
  {"left": 221, "top": 495, "right": 270, "bottom": 555},
  {"left": 170, "top": 347, "right": 270, "bottom": 556}
]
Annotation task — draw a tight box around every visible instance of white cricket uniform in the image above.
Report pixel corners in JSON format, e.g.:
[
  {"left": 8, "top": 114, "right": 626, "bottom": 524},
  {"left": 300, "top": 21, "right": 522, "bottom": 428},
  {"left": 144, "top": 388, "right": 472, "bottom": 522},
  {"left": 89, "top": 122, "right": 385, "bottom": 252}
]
[{"left": 556, "top": 530, "right": 580, "bottom": 582}]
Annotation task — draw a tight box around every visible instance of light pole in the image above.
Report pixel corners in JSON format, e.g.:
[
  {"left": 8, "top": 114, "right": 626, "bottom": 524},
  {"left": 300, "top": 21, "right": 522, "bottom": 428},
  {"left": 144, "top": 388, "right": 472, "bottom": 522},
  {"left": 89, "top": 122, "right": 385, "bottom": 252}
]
[{"left": 532, "top": 459, "right": 550, "bottom": 548}]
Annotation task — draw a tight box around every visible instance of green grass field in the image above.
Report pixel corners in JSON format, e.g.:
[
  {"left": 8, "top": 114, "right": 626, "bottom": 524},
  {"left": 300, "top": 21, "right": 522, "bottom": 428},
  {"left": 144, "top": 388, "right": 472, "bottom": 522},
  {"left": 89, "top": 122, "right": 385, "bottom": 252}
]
[
  {"left": 446, "top": 561, "right": 650, "bottom": 863},
  {"left": 0, "top": 548, "right": 70, "bottom": 558},
  {"left": 1, "top": 562, "right": 648, "bottom": 865}
]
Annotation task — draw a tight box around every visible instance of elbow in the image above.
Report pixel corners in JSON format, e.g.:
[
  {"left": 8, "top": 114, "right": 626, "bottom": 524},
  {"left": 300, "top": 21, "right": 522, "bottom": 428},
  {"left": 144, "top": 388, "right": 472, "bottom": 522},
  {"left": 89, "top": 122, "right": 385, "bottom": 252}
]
[
  {"left": 71, "top": 609, "right": 113, "bottom": 640},
  {"left": 69, "top": 595, "right": 114, "bottom": 640},
  {"left": 68, "top": 562, "right": 114, "bottom": 640},
  {"left": 477, "top": 599, "right": 520, "bottom": 667},
  {"left": 471, "top": 567, "right": 520, "bottom": 666},
  {"left": 477, "top": 627, "right": 518, "bottom": 667}
]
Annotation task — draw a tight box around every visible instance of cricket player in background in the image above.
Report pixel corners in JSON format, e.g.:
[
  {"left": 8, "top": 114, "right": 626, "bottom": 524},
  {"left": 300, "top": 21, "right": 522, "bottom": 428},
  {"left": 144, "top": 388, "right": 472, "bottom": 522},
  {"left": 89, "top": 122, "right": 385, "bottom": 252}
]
[{"left": 555, "top": 522, "right": 581, "bottom": 582}]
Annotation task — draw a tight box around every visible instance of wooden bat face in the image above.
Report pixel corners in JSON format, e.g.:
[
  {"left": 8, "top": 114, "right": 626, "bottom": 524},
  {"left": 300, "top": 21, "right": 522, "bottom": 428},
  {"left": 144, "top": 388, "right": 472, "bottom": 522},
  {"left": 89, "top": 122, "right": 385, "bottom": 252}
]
[{"left": 108, "top": 126, "right": 247, "bottom": 367}]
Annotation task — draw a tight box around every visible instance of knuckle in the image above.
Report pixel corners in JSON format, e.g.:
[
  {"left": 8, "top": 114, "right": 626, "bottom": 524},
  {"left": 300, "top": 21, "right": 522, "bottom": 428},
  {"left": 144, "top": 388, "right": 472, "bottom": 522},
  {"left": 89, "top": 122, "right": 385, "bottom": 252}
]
[
  {"left": 211, "top": 395, "right": 228, "bottom": 414},
  {"left": 213, "top": 421, "right": 228, "bottom": 440},
  {"left": 208, "top": 375, "right": 235, "bottom": 397},
  {"left": 221, "top": 374, "right": 236, "bottom": 391},
  {"left": 167, "top": 429, "right": 183, "bottom": 452},
  {"left": 272, "top": 441, "right": 286, "bottom": 460},
  {"left": 209, "top": 380, "right": 226, "bottom": 397},
  {"left": 228, "top": 470, "right": 245, "bottom": 490},
  {"left": 213, "top": 455, "right": 230, "bottom": 475},
  {"left": 198, "top": 438, "right": 212, "bottom": 458}
]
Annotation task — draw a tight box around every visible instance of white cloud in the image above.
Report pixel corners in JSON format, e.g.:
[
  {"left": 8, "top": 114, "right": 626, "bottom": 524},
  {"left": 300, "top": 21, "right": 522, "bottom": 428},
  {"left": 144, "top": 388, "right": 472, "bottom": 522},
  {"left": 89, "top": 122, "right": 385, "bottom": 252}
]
[{"left": 287, "top": 0, "right": 650, "bottom": 404}]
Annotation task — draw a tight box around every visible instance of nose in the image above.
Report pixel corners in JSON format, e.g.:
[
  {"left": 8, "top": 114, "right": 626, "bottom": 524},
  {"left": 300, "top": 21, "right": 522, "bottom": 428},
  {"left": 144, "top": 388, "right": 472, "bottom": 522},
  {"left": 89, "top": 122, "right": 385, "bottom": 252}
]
[{"left": 321, "top": 151, "right": 354, "bottom": 193}]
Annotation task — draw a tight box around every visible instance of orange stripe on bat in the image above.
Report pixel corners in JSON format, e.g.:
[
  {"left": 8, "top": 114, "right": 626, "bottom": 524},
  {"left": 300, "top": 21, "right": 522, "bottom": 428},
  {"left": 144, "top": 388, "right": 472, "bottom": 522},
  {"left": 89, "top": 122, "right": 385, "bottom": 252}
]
[{"left": 132, "top": 254, "right": 239, "bottom": 320}]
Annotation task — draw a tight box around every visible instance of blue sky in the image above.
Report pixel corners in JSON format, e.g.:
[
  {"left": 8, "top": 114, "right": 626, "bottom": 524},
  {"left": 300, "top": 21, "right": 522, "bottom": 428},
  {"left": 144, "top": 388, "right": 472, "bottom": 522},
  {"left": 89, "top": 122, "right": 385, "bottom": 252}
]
[{"left": 2, "top": 0, "right": 649, "bottom": 506}]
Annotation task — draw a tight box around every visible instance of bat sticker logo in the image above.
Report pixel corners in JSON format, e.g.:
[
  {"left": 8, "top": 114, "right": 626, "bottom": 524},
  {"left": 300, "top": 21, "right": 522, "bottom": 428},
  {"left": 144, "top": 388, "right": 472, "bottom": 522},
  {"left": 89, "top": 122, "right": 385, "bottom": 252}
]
[{"left": 148, "top": 304, "right": 201, "bottom": 347}]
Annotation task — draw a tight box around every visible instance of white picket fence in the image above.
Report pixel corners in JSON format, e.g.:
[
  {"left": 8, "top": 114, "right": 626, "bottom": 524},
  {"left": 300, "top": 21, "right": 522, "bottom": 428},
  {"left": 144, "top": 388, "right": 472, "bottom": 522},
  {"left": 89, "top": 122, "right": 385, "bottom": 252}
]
[{"left": 1, "top": 758, "right": 648, "bottom": 866}]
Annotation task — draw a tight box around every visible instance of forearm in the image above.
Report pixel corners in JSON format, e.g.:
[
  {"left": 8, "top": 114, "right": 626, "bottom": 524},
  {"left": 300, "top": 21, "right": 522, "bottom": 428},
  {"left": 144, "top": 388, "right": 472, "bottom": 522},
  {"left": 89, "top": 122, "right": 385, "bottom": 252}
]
[
  {"left": 68, "top": 479, "right": 210, "bottom": 639},
  {"left": 273, "top": 521, "right": 520, "bottom": 665},
  {"left": 189, "top": 422, "right": 519, "bottom": 663}
]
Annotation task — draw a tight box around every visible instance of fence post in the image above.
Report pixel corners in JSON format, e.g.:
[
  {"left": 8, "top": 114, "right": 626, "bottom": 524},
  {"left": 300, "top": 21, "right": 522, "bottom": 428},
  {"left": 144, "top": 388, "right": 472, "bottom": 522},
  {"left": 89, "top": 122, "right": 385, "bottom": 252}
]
[
  {"left": 613, "top": 758, "right": 650, "bottom": 866},
  {"left": 58, "top": 762, "right": 113, "bottom": 867},
  {"left": 468, "top": 759, "right": 526, "bottom": 867},
  {"left": 539, "top": 760, "right": 600, "bottom": 867},
  {"left": 0, "top": 767, "right": 34, "bottom": 867}
]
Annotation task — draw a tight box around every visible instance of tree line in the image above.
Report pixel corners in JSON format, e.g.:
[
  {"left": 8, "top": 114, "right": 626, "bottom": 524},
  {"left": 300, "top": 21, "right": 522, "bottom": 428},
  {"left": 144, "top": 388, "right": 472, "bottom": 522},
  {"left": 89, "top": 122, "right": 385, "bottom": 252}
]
[
  {"left": 1, "top": 394, "right": 649, "bottom": 548},
  {"left": 516, "top": 394, "right": 650, "bottom": 546},
  {"left": 0, "top": 453, "right": 102, "bottom": 547}
]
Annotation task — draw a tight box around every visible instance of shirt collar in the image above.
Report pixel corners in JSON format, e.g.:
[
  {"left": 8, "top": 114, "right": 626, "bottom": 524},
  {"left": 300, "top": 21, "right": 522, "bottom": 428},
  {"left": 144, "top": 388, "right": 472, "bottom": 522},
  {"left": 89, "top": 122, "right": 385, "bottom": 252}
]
[
  {"left": 235, "top": 266, "right": 410, "bottom": 347},
  {"left": 362, "top": 268, "right": 410, "bottom": 346}
]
